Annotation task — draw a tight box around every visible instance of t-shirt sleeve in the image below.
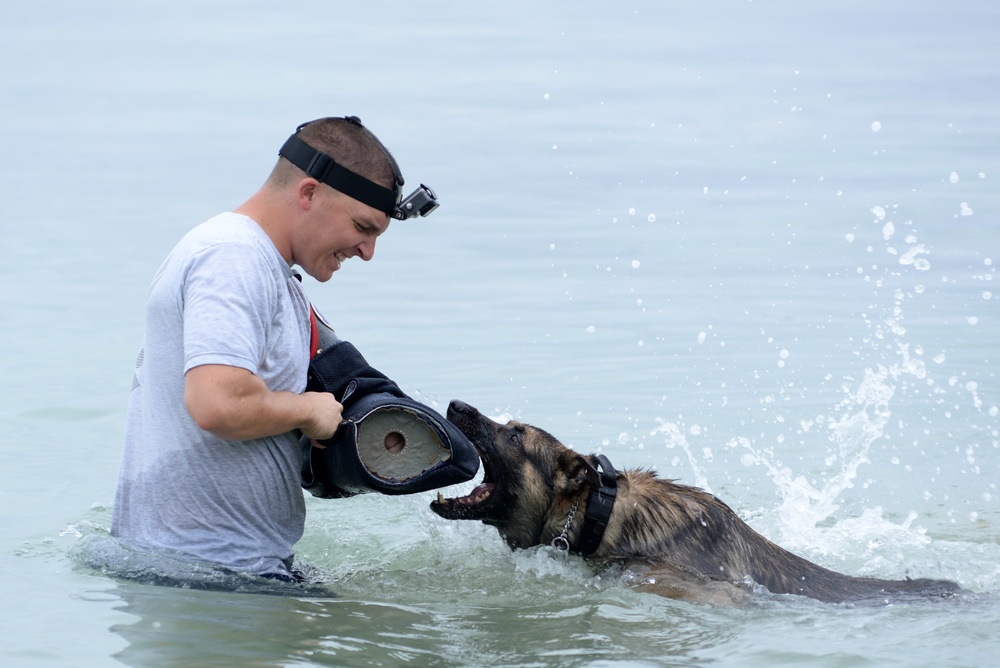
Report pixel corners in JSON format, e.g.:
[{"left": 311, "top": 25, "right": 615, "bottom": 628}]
[{"left": 180, "top": 241, "right": 276, "bottom": 376}]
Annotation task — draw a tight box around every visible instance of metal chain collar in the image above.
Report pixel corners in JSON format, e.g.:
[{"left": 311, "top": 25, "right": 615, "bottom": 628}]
[{"left": 550, "top": 496, "right": 582, "bottom": 552}]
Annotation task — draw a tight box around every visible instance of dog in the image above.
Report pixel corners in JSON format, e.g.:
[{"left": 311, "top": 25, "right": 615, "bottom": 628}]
[{"left": 431, "top": 400, "right": 962, "bottom": 604}]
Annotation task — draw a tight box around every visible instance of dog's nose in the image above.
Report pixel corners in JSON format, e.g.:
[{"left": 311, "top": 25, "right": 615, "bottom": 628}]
[{"left": 448, "top": 400, "right": 476, "bottom": 416}]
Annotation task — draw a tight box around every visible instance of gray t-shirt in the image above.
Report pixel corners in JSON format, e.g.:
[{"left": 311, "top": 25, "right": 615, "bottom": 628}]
[{"left": 112, "top": 212, "right": 312, "bottom": 577}]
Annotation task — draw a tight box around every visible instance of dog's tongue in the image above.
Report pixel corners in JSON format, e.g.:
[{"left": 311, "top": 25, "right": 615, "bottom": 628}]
[{"left": 468, "top": 482, "right": 495, "bottom": 502}]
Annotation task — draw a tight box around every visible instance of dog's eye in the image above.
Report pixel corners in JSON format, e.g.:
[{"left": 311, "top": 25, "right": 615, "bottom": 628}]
[{"left": 508, "top": 431, "right": 521, "bottom": 446}]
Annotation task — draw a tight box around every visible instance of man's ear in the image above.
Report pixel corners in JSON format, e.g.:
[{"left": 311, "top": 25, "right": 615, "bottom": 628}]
[
  {"left": 559, "top": 451, "right": 600, "bottom": 493},
  {"left": 297, "top": 178, "right": 320, "bottom": 210}
]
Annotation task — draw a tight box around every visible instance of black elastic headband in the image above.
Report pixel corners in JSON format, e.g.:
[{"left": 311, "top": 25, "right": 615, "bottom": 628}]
[{"left": 278, "top": 126, "right": 401, "bottom": 217}]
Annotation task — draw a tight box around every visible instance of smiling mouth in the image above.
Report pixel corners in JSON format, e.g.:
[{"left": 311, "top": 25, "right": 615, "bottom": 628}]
[{"left": 329, "top": 252, "right": 348, "bottom": 273}]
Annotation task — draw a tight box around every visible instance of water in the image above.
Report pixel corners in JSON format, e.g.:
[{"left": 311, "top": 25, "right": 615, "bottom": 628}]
[{"left": 2, "top": 0, "right": 998, "bottom": 665}]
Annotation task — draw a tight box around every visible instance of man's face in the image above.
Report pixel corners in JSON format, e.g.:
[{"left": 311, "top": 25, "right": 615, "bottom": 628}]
[{"left": 294, "top": 184, "right": 391, "bottom": 282}]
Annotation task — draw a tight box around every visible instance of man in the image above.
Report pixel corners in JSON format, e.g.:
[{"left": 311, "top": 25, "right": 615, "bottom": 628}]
[{"left": 112, "top": 117, "right": 424, "bottom": 581}]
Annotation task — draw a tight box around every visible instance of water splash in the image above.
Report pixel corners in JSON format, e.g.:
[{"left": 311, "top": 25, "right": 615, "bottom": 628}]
[
  {"left": 650, "top": 418, "right": 713, "bottom": 492},
  {"left": 748, "top": 358, "right": 915, "bottom": 535},
  {"left": 652, "top": 336, "right": 932, "bottom": 536},
  {"left": 647, "top": 202, "right": 997, "bottom": 568}
]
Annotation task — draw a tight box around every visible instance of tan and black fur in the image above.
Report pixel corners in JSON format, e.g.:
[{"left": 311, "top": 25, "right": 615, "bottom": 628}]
[{"left": 431, "top": 400, "right": 961, "bottom": 604}]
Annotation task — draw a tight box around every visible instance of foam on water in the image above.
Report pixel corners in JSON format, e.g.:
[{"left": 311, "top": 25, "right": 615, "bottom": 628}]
[{"left": 69, "top": 528, "right": 334, "bottom": 597}]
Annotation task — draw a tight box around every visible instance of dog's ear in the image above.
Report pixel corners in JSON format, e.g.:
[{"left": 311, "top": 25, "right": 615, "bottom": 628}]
[{"left": 559, "top": 451, "right": 601, "bottom": 492}]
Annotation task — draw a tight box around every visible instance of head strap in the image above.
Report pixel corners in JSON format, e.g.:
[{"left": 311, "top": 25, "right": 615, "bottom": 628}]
[{"left": 278, "top": 126, "right": 400, "bottom": 217}]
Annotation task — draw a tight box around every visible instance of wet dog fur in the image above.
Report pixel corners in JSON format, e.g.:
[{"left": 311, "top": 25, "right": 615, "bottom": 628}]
[{"left": 431, "top": 400, "right": 961, "bottom": 605}]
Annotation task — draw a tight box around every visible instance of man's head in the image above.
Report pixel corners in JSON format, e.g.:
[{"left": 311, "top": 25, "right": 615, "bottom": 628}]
[
  {"left": 267, "top": 116, "right": 401, "bottom": 195},
  {"left": 240, "top": 117, "right": 437, "bottom": 281},
  {"left": 252, "top": 117, "right": 403, "bottom": 282}
]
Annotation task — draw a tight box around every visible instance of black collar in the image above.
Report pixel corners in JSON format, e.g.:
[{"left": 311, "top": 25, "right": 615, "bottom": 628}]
[{"left": 574, "top": 454, "right": 618, "bottom": 556}]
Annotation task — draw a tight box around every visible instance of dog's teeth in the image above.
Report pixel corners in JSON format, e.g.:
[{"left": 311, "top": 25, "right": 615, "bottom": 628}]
[{"left": 437, "top": 491, "right": 445, "bottom": 504}]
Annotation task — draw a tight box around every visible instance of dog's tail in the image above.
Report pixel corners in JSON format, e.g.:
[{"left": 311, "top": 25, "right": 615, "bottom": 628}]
[{"left": 742, "top": 534, "right": 962, "bottom": 603}]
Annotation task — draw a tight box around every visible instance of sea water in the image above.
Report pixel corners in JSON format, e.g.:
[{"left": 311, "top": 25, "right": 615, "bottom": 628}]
[{"left": 2, "top": 1, "right": 998, "bottom": 666}]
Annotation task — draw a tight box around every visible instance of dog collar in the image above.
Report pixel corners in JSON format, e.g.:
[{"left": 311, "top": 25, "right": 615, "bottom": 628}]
[
  {"left": 551, "top": 454, "right": 618, "bottom": 556},
  {"left": 576, "top": 454, "right": 618, "bottom": 555}
]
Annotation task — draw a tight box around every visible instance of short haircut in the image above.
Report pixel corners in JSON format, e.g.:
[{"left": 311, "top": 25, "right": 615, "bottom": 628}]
[{"left": 268, "top": 117, "right": 399, "bottom": 191}]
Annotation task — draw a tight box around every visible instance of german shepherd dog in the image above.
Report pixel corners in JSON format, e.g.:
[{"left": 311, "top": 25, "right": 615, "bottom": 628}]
[{"left": 431, "top": 401, "right": 961, "bottom": 604}]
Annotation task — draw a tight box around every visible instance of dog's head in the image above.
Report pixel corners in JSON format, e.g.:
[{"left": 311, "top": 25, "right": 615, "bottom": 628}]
[{"left": 431, "top": 400, "right": 606, "bottom": 550}]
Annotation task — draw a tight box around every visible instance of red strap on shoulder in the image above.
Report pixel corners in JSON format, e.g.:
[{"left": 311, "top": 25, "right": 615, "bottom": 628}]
[{"left": 309, "top": 307, "right": 320, "bottom": 359}]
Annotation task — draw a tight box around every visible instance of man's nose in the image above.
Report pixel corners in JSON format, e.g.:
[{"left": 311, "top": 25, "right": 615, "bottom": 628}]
[{"left": 357, "top": 239, "right": 375, "bottom": 261}]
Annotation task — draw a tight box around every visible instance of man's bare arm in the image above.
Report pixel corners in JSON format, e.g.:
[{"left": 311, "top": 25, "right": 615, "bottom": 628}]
[{"left": 184, "top": 364, "right": 342, "bottom": 441}]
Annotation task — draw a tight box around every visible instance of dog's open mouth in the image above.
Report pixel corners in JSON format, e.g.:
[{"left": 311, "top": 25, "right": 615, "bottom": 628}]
[
  {"left": 430, "top": 447, "right": 500, "bottom": 520},
  {"left": 435, "top": 480, "right": 495, "bottom": 507}
]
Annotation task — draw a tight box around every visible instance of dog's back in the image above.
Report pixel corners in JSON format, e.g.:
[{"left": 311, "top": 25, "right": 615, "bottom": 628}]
[{"left": 596, "top": 471, "right": 960, "bottom": 603}]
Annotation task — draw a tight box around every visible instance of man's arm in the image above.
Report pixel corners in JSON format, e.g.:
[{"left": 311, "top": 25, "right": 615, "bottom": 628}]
[{"left": 184, "top": 364, "right": 342, "bottom": 441}]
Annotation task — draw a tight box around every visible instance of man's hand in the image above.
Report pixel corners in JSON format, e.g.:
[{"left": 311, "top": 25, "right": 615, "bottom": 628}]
[
  {"left": 184, "top": 364, "right": 343, "bottom": 441},
  {"left": 296, "top": 391, "right": 344, "bottom": 441}
]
